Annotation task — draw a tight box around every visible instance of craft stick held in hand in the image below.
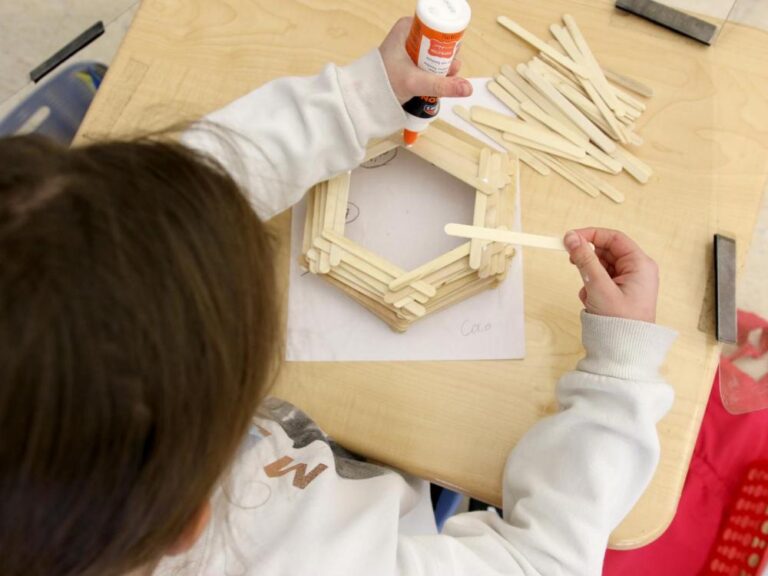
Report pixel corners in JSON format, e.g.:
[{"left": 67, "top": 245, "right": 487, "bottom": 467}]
[{"left": 445, "top": 224, "right": 567, "bottom": 251}]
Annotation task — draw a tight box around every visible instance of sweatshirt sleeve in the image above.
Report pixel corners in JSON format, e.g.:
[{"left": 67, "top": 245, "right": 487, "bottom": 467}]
[
  {"left": 180, "top": 49, "right": 405, "bottom": 220},
  {"left": 396, "top": 312, "right": 677, "bottom": 576}
]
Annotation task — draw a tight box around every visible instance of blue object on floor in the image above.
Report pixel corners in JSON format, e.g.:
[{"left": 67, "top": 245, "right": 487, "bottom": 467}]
[
  {"left": 0, "top": 61, "right": 107, "bottom": 144},
  {"left": 434, "top": 488, "right": 463, "bottom": 532}
]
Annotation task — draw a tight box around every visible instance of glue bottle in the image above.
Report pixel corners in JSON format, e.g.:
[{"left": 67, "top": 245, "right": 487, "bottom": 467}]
[{"left": 402, "top": 0, "right": 472, "bottom": 146}]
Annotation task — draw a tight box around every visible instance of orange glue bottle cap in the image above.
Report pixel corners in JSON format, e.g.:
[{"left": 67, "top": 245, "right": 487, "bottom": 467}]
[{"left": 403, "top": 129, "right": 420, "bottom": 146}]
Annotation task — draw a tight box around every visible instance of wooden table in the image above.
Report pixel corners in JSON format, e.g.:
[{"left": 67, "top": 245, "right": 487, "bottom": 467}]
[{"left": 76, "top": 0, "right": 768, "bottom": 548}]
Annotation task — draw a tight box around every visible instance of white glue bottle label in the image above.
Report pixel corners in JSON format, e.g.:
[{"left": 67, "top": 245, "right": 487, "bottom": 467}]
[{"left": 402, "top": 0, "right": 471, "bottom": 145}]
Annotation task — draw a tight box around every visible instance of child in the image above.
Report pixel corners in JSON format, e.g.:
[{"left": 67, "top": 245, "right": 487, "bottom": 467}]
[{"left": 0, "top": 17, "right": 675, "bottom": 576}]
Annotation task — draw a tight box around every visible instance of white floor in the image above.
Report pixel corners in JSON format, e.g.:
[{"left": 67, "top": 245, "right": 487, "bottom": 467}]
[{"left": 0, "top": 0, "right": 765, "bottom": 314}]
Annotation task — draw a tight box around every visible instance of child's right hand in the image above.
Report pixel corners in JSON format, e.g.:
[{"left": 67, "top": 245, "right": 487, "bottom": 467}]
[{"left": 564, "top": 228, "right": 659, "bottom": 323}]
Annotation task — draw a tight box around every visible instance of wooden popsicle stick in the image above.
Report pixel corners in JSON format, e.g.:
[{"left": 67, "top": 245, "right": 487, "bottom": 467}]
[
  {"left": 622, "top": 107, "right": 642, "bottom": 121},
  {"left": 392, "top": 294, "right": 416, "bottom": 308},
  {"left": 611, "top": 145, "right": 653, "bottom": 184},
  {"left": 543, "top": 26, "right": 625, "bottom": 136},
  {"left": 613, "top": 85, "right": 647, "bottom": 113},
  {"left": 401, "top": 300, "right": 428, "bottom": 318},
  {"left": 581, "top": 80, "right": 626, "bottom": 142},
  {"left": 426, "top": 275, "right": 491, "bottom": 311},
  {"left": 422, "top": 121, "right": 480, "bottom": 167},
  {"left": 555, "top": 81, "right": 614, "bottom": 135},
  {"left": 603, "top": 67, "right": 653, "bottom": 99},
  {"left": 497, "top": 152, "right": 511, "bottom": 188},
  {"left": 502, "top": 132, "right": 586, "bottom": 162},
  {"left": 310, "top": 183, "right": 322, "bottom": 246},
  {"left": 306, "top": 247, "right": 319, "bottom": 274},
  {"left": 539, "top": 52, "right": 629, "bottom": 138},
  {"left": 427, "top": 257, "right": 475, "bottom": 284},
  {"left": 335, "top": 250, "right": 400, "bottom": 292},
  {"left": 561, "top": 15, "right": 625, "bottom": 115},
  {"left": 426, "top": 278, "right": 499, "bottom": 314},
  {"left": 496, "top": 69, "right": 530, "bottom": 104},
  {"left": 332, "top": 265, "right": 386, "bottom": 296},
  {"left": 481, "top": 192, "right": 498, "bottom": 277},
  {"left": 492, "top": 240, "right": 510, "bottom": 275},
  {"left": 433, "top": 270, "right": 495, "bottom": 301},
  {"left": 487, "top": 80, "right": 523, "bottom": 115},
  {"left": 500, "top": 66, "right": 583, "bottom": 136},
  {"left": 323, "top": 230, "right": 436, "bottom": 298},
  {"left": 337, "top": 263, "right": 405, "bottom": 298},
  {"left": 317, "top": 184, "right": 331, "bottom": 274},
  {"left": 471, "top": 106, "right": 586, "bottom": 158},
  {"left": 495, "top": 134, "right": 552, "bottom": 175},
  {"left": 312, "top": 234, "right": 336, "bottom": 253},
  {"left": 477, "top": 147, "right": 492, "bottom": 186},
  {"left": 520, "top": 100, "right": 589, "bottom": 147},
  {"left": 331, "top": 172, "right": 350, "bottom": 233},
  {"left": 323, "top": 181, "right": 338, "bottom": 232},
  {"left": 577, "top": 152, "right": 618, "bottom": 173},
  {"left": 328, "top": 173, "right": 349, "bottom": 266},
  {"left": 388, "top": 242, "right": 471, "bottom": 292},
  {"left": 494, "top": 120, "right": 617, "bottom": 175},
  {"left": 488, "top": 80, "right": 558, "bottom": 135},
  {"left": 436, "top": 266, "right": 478, "bottom": 287},
  {"left": 543, "top": 27, "right": 625, "bottom": 136},
  {"left": 496, "top": 16, "right": 590, "bottom": 78},
  {"left": 521, "top": 63, "right": 616, "bottom": 154},
  {"left": 623, "top": 127, "right": 644, "bottom": 147},
  {"left": 363, "top": 137, "right": 400, "bottom": 163},
  {"left": 383, "top": 287, "right": 431, "bottom": 305},
  {"left": 533, "top": 55, "right": 580, "bottom": 92},
  {"left": 431, "top": 118, "right": 496, "bottom": 150},
  {"left": 302, "top": 188, "right": 316, "bottom": 256},
  {"left": 490, "top": 152, "right": 506, "bottom": 190},
  {"left": 535, "top": 153, "right": 601, "bottom": 198},
  {"left": 479, "top": 237, "right": 508, "bottom": 279},
  {"left": 384, "top": 258, "right": 472, "bottom": 304},
  {"left": 310, "top": 182, "right": 329, "bottom": 273},
  {"left": 453, "top": 105, "right": 552, "bottom": 176},
  {"left": 413, "top": 134, "right": 481, "bottom": 184},
  {"left": 560, "top": 160, "right": 625, "bottom": 203},
  {"left": 408, "top": 136, "right": 500, "bottom": 196},
  {"left": 321, "top": 274, "right": 409, "bottom": 331},
  {"left": 445, "top": 223, "right": 566, "bottom": 251},
  {"left": 330, "top": 267, "right": 426, "bottom": 319}
]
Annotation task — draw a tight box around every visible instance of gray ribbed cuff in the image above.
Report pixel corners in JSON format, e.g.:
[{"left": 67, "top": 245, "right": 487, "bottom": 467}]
[
  {"left": 336, "top": 49, "right": 406, "bottom": 146},
  {"left": 577, "top": 311, "right": 677, "bottom": 381}
]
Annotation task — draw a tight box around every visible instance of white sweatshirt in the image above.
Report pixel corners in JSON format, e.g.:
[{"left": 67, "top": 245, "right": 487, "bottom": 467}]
[{"left": 167, "top": 50, "right": 677, "bottom": 576}]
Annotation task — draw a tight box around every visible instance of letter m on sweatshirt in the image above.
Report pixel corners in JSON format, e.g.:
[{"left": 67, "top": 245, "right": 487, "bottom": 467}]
[{"left": 264, "top": 456, "right": 328, "bottom": 489}]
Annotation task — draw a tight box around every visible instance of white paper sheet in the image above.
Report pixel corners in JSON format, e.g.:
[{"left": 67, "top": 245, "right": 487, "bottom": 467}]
[{"left": 286, "top": 79, "right": 525, "bottom": 361}]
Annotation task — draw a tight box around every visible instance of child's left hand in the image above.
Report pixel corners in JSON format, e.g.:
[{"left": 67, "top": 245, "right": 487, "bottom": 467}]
[{"left": 379, "top": 17, "right": 473, "bottom": 104}]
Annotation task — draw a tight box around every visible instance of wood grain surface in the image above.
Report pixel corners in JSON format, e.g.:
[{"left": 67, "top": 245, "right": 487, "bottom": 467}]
[{"left": 75, "top": 0, "right": 768, "bottom": 548}]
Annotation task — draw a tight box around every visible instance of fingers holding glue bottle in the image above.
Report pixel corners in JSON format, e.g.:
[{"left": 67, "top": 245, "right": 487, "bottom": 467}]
[
  {"left": 564, "top": 228, "right": 660, "bottom": 324},
  {"left": 378, "top": 0, "right": 472, "bottom": 146}
]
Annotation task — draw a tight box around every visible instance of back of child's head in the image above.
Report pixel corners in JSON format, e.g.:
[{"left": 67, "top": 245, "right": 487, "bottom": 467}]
[{"left": 0, "top": 134, "right": 279, "bottom": 575}]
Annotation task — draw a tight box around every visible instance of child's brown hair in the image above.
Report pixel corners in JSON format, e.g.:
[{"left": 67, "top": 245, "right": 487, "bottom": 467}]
[{"left": 0, "top": 134, "right": 279, "bottom": 575}]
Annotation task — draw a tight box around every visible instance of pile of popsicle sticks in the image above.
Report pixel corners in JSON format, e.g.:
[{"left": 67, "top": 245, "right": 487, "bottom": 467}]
[
  {"left": 455, "top": 14, "right": 654, "bottom": 204},
  {"left": 301, "top": 119, "right": 517, "bottom": 332}
]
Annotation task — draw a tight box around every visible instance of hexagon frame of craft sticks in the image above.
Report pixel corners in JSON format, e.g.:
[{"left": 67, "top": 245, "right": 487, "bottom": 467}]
[{"left": 299, "top": 119, "right": 519, "bottom": 332}]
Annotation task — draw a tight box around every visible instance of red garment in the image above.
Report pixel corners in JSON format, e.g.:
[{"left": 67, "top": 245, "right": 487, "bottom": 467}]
[{"left": 603, "top": 371, "right": 768, "bottom": 575}]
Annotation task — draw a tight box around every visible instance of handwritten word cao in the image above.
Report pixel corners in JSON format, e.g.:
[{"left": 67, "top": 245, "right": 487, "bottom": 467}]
[{"left": 460, "top": 320, "right": 492, "bottom": 337}]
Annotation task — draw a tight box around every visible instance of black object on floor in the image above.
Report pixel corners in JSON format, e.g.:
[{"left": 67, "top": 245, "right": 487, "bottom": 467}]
[
  {"left": 468, "top": 498, "right": 502, "bottom": 516},
  {"left": 615, "top": 0, "right": 718, "bottom": 45},
  {"left": 30, "top": 21, "right": 105, "bottom": 83},
  {"left": 714, "top": 234, "right": 737, "bottom": 344}
]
